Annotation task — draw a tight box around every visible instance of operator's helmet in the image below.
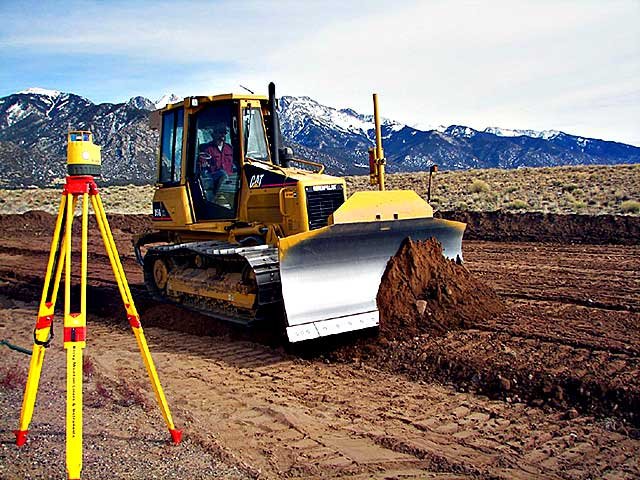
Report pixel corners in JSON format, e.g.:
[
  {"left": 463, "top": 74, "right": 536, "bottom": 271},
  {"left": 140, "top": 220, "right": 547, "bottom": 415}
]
[{"left": 212, "top": 122, "right": 229, "bottom": 141}]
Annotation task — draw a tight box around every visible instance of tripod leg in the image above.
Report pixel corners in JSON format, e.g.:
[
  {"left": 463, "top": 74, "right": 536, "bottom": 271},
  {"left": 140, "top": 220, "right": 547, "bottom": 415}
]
[
  {"left": 65, "top": 192, "right": 88, "bottom": 480},
  {"left": 15, "top": 194, "right": 69, "bottom": 446},
  {"left": 91, "top": 193, "right": 181, "bottom": 444}
]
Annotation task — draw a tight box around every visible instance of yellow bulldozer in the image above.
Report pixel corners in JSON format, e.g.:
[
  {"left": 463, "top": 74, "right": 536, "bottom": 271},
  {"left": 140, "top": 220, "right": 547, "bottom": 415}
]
[{"left": 134, "top": 83, "right": 465, "bottom": 342}]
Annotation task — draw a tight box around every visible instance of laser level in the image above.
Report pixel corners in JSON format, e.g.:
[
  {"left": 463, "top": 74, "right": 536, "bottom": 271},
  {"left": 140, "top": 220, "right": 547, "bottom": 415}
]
[
  {"left": 14, "top": 130, "right": 181, "bottom": 480},
  {"left": 66, "top": 131, "right": 101, "bottom": 176}
]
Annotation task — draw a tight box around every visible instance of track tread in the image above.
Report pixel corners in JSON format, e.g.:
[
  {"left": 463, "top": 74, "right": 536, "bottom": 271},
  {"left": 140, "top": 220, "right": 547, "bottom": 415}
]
[{"left": 143, "top": 241, "right": 282, "bottom": 325}]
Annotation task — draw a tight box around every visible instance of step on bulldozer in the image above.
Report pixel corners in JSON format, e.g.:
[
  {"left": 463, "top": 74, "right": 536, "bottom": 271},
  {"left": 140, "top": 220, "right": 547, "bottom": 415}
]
[{"left": 135, "top": 83, "right": 465, "bottom": 342}]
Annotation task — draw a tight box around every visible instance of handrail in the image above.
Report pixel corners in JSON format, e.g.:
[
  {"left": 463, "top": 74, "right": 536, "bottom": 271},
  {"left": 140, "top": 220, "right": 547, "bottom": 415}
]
[
  {"left": 246, "top": 156, "right": 325, "bottom": 175},
  {"left": 287, "top": 157, "right": 325, "bottom": 174}
]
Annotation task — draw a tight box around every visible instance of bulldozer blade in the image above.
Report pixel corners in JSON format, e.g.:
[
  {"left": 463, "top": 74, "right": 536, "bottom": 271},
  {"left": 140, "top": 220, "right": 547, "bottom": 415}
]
[{"left": 279, "top": 217, "right": 465, "bottom": 342}]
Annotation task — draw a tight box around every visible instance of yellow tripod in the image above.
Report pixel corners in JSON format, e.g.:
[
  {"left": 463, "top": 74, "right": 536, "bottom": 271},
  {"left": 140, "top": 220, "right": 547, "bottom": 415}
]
[{"left": 14, "top": 175, "right": 181, "bottom": 480}]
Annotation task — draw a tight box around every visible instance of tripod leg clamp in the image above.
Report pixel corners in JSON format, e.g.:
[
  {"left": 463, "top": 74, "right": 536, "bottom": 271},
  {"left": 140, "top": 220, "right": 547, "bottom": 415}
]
[
  {"left": 127, "top": 314, "right": 141, "bottom": 328},
  {"left": 33, "top": 315, "right": 54, "bottom": 348}
]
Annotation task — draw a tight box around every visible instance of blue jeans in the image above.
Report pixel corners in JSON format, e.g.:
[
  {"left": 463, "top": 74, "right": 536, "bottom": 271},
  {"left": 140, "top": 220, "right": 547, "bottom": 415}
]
[{"left": 202, "top": 170, "right": 228, "bottom": 202}]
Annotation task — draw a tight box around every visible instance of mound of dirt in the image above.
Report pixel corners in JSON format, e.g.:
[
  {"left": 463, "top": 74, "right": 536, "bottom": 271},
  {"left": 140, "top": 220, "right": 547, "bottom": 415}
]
[{"left": 377, "top": 238, "right": 504, "bottom": 340}]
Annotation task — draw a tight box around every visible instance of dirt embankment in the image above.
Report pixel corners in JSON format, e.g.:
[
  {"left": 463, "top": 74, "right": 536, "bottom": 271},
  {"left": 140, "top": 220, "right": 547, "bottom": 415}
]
[
  {"left": 3, "top": 209, "right": 640, "bottom": 246},
  {"left": 439, "top": 210, "right": 640, "bottom": 245},
  {"left": 0, "top": 210, "right": 152, "bottom": 237}
]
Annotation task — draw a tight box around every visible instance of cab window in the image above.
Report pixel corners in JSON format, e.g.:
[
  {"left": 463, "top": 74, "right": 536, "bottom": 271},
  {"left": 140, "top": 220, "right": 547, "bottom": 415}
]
[
  {"left": 243, "top": 107, "right": 269, "bottom": 162},
  {"left": 159, "top": 108, "right": 184, "bottom": 184},
  {"left": 188, "top": 102, "right": 241, "bottom": 220}
]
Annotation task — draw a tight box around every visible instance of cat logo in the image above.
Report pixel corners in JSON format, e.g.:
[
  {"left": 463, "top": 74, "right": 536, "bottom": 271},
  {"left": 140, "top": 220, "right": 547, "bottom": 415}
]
[{"left": 249, "top": 174, "right": 264, "bottom": 188}]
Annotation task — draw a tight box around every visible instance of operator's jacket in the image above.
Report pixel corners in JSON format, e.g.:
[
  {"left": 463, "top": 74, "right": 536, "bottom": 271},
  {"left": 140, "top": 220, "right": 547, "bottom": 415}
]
[{"left": 201, "top": 143, "right": 234, "bottom": 175}]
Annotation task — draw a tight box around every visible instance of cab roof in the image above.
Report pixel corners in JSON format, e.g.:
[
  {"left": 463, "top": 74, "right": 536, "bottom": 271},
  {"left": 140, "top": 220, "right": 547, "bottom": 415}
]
[{"left": 161, "top": 93, "right": 269, "bottom": 111}]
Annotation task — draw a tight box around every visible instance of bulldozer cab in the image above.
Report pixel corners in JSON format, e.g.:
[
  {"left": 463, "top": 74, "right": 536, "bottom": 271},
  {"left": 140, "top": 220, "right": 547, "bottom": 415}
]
[{"left": 155, "top": 96, "right": 272, "bottom": 222}]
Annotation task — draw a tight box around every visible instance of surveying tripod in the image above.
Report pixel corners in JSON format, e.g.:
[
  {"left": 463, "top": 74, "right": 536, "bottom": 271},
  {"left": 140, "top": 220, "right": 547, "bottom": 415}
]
[{"left": 14, "top": 173, "right": 181, "bottom": 480}]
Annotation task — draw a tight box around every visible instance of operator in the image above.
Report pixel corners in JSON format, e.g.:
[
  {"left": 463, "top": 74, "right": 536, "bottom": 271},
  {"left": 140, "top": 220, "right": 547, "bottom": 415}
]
[{"left": 199, "top": 123, "right": 233, "bottom": 201}]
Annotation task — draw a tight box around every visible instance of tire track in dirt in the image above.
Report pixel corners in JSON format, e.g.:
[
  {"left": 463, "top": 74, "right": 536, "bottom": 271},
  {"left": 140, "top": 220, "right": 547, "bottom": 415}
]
[
  {"left": 467, "top": 313, "right": 640, "bottom": 357},
  {"left": 1, "top": 230, "right": 639, "bottom": 423},
  {"left": 499, "top": 292, "right": 637, "bottom": 313},
  {"left": 464, "top": 242, "right": 639, "bottom": 312}
]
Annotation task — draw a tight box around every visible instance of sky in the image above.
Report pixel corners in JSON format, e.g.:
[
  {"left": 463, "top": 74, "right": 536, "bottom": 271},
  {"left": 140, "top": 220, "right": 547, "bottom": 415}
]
[{"left": 0, "top": 0, "right": 638, "bottom": 145}]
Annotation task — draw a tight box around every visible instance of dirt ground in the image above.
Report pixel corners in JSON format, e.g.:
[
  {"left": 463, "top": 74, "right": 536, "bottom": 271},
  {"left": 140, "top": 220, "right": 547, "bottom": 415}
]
[{"left": 0, "top": 212, "right": 639, "bottom": 479}]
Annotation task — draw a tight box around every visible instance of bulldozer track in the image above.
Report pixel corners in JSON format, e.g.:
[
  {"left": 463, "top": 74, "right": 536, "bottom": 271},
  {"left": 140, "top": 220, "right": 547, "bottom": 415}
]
[{"left": 143, "top": 242, "right": 282, "bottom": 326}]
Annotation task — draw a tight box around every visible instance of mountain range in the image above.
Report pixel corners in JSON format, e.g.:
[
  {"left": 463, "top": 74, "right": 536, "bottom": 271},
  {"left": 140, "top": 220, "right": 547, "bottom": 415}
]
[{"left": 0, "top": 87, "right": 638, "bottom": 187}]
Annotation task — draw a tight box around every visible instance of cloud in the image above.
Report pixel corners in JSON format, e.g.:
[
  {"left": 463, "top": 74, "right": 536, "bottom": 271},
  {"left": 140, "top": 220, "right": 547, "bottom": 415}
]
[
  {"left": 0, "top": 0, "right": 390, "bottom": 63},
  {"left": 0, "top": 0, "right": 638, "bottom": 145}
]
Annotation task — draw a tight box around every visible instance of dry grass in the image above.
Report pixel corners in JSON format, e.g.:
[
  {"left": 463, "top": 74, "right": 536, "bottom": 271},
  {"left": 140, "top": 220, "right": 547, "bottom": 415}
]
[
  {"left": 0, "top": 164, "right": 638, "bottom": 216},
  {"left": 621, "top": 200, "right": 640, "bottom": 214},
  {"left": 346, "top": 164, "right": 640, "bottom": 215},
  {"left": 469, "top": 179, "right": 490, "bottom": 194},
  {"left": 0, "top": 184, "right": 154, "bottom": 215}
]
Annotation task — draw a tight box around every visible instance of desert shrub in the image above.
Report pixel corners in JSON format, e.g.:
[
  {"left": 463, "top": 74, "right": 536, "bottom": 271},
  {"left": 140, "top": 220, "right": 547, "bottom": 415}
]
[
  {"left": 620, "top": 200, "right": 640, "bottom": 214},
  {"left": 572, "top": 200, "right": 587, "bottom": 210},
  {"left": 1, "top": 366, "right": 27, "bottom": 389},
  {"left": 505, "top": 186, "right": 518, "bottom": 193},
  {"left": 562, "top": 183, "right": 579, "bottom": 192},
  {"left": 505, "top": 199, "right": 527, "bottom": 210},
  {"left": 469, "top": 179, "right": 490, "bottom": 194},
  {"left": 613, "top": 190, "right": 627, "bottom": 200},
  {"left": 83, "top": 355, "right": 95, "bottom": 379}
]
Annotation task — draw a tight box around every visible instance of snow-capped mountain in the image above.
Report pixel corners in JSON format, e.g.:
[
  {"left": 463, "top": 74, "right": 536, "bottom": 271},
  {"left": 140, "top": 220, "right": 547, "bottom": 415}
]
[
  {"left": 0, "top": 87, "right": 638, "bottom": 187},
  {"left": 279, "top": 96, "right": 403, "bottom": 141},
  {"left": 127, "top": 96, "right": 155, "bottom": 111},
  {"left": 277, "top": 97, "right": 640, "bottom": 174},
  {"left": 0, "top": 89, "right": 156, "bottom": 186},
  {"left": 18, "top": 87, "right": 63, "bottom": 98},
  {"left": 483, "top": 126, "right": 561, "bottom": 140},
  {"left": 278, "top": 96, "right": 406, "bottom": 173}
]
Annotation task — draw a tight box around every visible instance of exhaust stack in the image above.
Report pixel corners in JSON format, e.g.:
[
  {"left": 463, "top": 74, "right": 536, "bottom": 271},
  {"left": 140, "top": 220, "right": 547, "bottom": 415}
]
[{"left": 268, "top": 82, "right": 281, "bottom": 166}]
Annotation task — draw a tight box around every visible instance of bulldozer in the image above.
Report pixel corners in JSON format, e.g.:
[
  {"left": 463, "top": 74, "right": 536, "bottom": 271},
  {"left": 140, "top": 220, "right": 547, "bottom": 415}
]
[{"left": 135, "top": 83, "right": 465, "bottom": 342}]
